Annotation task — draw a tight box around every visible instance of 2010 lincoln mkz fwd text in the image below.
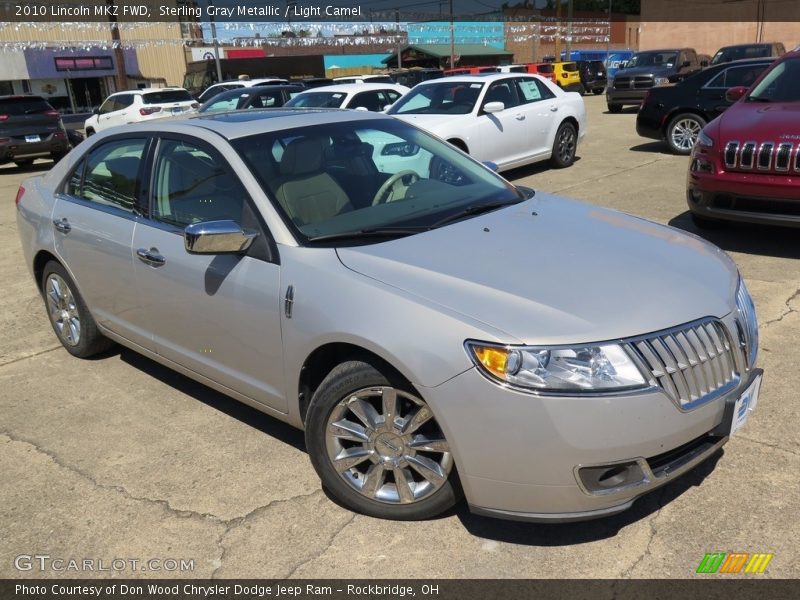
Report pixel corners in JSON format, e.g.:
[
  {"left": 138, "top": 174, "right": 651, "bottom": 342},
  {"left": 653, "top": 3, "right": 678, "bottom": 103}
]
[{"left": 15, "top": 108, "right": 762, "bottom": 522}]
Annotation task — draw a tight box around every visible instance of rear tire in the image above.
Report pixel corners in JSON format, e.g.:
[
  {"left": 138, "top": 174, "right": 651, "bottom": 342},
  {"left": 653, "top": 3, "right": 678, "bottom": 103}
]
[
  {"left": 593, "top": 88, "right": 604, "bottom": 95},
  {"left": 666, "top": 113, "right": 706, "bottom": 155},
  {"left": 550, "top": 121, "right": 578, "bottom": 169},
  {"left": 607, "top": 103, "right": 623, "bottom": 113},
  {"left": 305, "top": 360, "right": 462, "bottom": 520},
  {"left": 41, "top": 261, "right": 113, "bottom": 358}
]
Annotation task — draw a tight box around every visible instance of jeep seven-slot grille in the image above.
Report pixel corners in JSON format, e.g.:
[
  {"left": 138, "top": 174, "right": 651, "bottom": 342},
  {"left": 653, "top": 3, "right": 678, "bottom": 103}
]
[
  {"left": 626, "top": 319, "right": 738, "bottom": 410},
  {"left": 724, "top": 140, "right": 800, "bottom": 173}
]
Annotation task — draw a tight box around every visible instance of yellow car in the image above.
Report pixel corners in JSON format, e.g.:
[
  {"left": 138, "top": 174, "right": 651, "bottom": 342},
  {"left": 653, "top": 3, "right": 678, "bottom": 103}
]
[{"left": 552, "top": 61, "right": 583, "bottom": 92}]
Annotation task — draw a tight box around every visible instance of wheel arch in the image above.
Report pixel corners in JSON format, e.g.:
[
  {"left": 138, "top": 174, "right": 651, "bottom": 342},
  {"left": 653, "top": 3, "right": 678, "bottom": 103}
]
[
  {"left": 446, "top": 138, "right": 469, "bottom": 153},
  {"left": 661, "top": 108, "right": 708, "bottom": 137},
  {"left": 297, "top": 342, "right": 417, "bottom": 425},
  {"left": 33, "top": 249, "right": 61, "bottom": 293}
]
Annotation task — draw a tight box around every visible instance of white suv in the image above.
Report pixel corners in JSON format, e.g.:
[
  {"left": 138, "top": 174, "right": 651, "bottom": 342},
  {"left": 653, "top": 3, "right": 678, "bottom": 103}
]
[{"left": 84, "top": 88, "right": 198, "bottom": 135}]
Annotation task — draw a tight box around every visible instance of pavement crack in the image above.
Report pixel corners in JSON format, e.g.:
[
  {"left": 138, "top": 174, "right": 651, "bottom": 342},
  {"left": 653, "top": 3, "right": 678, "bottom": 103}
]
[
  {"left": 0, "top": 346, "right": 61, "bottom": 368},
  {"left": 619, "top": 489, "right": 666, "bottom": 579},
  {"left": 735, "top": 434, "right": 799, "bottom": 457},
  {"left": 762, "top": 287, "right": 800, "bottom": 328},
  {"left": 283, "top": 512, "right": 357, "bottom": 579}
]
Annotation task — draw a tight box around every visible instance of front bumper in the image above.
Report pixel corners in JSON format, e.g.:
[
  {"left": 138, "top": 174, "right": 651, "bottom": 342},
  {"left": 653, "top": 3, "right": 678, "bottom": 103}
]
[
  {"left": 607, "top": 88, "right": 649, "bottom": 106},
  {"left": 421, "top": 350, "right": 760, "bottom": 522},
  {"left": 687, "top": 160, "right": 800, "bottom": 226}
]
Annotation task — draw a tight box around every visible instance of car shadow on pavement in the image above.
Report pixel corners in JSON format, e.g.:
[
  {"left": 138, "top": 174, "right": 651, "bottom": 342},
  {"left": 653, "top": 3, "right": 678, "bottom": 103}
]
[
  {"left": 116, "top": 347, "right": 307, "bottom": 452},
  {"left": 2, "top": 161, "right": 53, "bottom": 174},
  {"left": 503, "top": 156, "right": 583, "bottom": 180},
  {"left": 454, "top": 449, "right": 723, "bottom": 545},
  {"left": 670, "top": 211, "right": 800, "bottom": 260},
  {"left": 629, "top": 141, "right": 668, "bottom": 154}
]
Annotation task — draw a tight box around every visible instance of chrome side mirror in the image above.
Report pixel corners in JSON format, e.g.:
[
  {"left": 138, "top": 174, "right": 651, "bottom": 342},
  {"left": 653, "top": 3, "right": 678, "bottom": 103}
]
[{"left": 184, "top": 220, "right": 258, "bottom": 255}]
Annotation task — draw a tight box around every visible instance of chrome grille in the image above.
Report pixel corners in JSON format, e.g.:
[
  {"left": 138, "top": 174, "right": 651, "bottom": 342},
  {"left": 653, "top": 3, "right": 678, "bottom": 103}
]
[
  {"left": 723, "top": 140, "right": 800, "bottom": 174},
  {"left": 612, "top": 75, "right": 654, "bottom": 89},
  {"left": 626, "top": 319, "right": 738, "bottom": 410}
]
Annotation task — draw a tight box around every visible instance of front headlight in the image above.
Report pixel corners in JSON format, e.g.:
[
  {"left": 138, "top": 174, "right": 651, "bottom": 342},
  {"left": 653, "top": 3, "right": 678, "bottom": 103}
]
[
  {"left": 465, "top": 341, "right": 648, "bottom": 394},
  {"left": 654, "top": 77, "right": 670, "bottom": 86},
  {"left": 735, "top": 277, "right": 759, "bottom": 369},
  {"left": 696, "top": 129, "right": 714, "bottom": 149}
]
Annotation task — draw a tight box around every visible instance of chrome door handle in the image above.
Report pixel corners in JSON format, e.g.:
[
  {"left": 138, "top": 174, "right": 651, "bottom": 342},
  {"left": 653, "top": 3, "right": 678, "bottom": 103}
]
[
  {"left": 136, "top": 247, "right": 166, "bottom": 267},
  {"left": 550, "top": 106, "right": 559, "bottom": 112},
  {"left": 53, "top": 218, "right": 71, "bottom": 233},
  {"left": 515, "top": 114, "right": 526, "bottom": 120}
]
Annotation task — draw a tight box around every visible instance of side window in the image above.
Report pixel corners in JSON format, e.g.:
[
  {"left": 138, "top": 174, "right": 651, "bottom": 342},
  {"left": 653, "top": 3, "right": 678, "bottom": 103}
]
[
  {"left": 152, "top": 139, "right": 249, "bottom": 228},
  {"left": 383, "top": 90, "right": 401, "bottom": 104},
  {"left": 350, "top": 91, "right": 383, "bottom": 112},
  {"left": 704, "top": 70, "right": 727, "bottom": 88},
  {"left": 115, "top": 94, "right": 134, "bottom": 109},
  {"left": 79, "top": 138, "right": 146, "bottom": 213},
  {"left": 483, "top": 81, "right": 520, "bottom": 109},
  {"left": 66, "top": 159, "right": 85, "bottom": 197},
  {"left": 724, "top": 65, "right": 767, "bottom": 88},
  {"left": 98, "top": 98, "right": 117, "bottom": 114},
  {"left": 516, "top": 78, "right": 555, "bottom": 103}
]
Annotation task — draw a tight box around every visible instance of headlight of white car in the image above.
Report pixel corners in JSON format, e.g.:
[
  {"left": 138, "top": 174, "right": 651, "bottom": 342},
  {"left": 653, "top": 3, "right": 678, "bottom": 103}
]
[{"left": 465, "top": 341, "right": 647, "bottom": 394}]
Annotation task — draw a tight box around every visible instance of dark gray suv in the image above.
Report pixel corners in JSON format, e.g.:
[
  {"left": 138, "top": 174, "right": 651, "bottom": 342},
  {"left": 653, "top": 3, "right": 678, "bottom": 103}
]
[
  {"left": 606, "top": 48, "right": 701, "bottom": 113},
  {"left": 0, "top": 95, "right": 70, "bottom": 167}
]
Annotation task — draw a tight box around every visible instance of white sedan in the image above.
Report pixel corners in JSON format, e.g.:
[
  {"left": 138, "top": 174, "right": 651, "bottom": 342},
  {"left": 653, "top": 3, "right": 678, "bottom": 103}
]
[
  {"left": 386, "top": 73, "right": 586, "bottom": 171},
  {"left": 284, "top": 83, "right": 410, "bottom": 112}
]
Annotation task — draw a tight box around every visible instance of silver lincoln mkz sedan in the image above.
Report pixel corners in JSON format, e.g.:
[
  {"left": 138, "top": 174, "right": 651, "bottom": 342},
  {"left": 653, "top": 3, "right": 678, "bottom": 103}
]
[{"left": 16, "top": 109, "right": 762, "bottom": 522}]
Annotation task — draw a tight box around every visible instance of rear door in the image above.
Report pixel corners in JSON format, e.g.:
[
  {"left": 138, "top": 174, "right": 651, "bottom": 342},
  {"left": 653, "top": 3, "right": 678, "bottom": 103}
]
[
  {"left": 52, "top": 136, "right": 152, "bottom": 349},
  {"left": 131, "top": 136, "right": 286, "bottom": 411},
  {"left": 514, "top": 77, "right": 560, "bottom": 157},
  {"left": 699, "top": 63, "right": 770, "bottom": 117},
  {"left": 471, "top": 79, "right": 529, "bottom": 166}
]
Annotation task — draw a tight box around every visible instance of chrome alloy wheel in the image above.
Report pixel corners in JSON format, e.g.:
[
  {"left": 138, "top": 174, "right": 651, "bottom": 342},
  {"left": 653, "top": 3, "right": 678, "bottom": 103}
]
[
  {"left": 325, "top": 386, "right": 453, "bottom": 504},
  {"left": 557, "top": 126, "right": 576, "bottom": 163},
  {"left": 670, "top": 118, "right": 702, "bottom": 151},
  {"left": 45, "top": 273, "right": 80, "bottom": 346}
]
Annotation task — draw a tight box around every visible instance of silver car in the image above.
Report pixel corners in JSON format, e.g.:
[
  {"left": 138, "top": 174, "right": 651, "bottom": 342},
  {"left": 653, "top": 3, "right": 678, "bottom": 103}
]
[{"left": 15, "top": 109, "right": 762, "bottom": 522}]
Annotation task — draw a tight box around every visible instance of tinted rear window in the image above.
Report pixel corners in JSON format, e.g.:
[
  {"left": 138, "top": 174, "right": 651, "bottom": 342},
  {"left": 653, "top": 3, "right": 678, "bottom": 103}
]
[
  {"left": 0, "top": 97, "right": 53, "bottom": 115},
  {"left": 537, "top": 64, "right": 554, "bottom": 73},
  {"left": 562, "top": 62, "right": 578, "bottom": 72},
  {"left": 142, "top": 90, "right": 193, "bottom": 104}
]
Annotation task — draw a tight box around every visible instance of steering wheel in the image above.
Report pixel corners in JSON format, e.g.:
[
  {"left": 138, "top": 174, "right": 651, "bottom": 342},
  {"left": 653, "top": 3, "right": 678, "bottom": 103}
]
[{"left": 372, "top": 170, "right": 420, "bottom": 205}]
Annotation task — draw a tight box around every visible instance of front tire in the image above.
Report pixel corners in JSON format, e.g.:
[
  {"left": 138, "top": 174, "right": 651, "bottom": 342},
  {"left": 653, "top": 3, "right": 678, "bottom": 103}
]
[
  {"left": 607, "top": 103, "right": 623, "bottom": 113},
  {"left": 550, "top": 121, "right": 578, "bottom": 169},
  {"left": 667, "top": 113, "right": 706, "bottom": 155},
  {"left": 41, "top": 261, "right": 113, "bottom": 358},
  {"left": 593, "top": 88, "right": 604, "bottom": 95},
  {"left": 305, "top": 360, "right": 461, "bottom": 520}
]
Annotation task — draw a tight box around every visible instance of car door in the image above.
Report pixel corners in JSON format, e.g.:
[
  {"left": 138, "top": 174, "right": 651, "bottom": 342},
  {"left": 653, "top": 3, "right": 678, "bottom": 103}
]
[
  {"left": 52, "top": 136, "right": 152, "bottom": 349},
  {"left": 470, "top": 79, "right": 529, "bottom": 166},
  {"left": 131, "top": 136, "right": 286, "bottom": 411},
  {"left": 513, "top": 77, "right": 560, "bottom": 158},
  {"left": 699, "top": 63, "right": 770, "bottom": 118},
  {"left": 95, "top": 97, "right": 121, "bottom": 131}
]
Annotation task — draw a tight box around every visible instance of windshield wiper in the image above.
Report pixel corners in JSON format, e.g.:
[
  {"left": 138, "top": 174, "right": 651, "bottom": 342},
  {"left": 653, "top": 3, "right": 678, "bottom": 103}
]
[
  {"left": 431, "top": 199, "right": 522, "bottom": 229},
  {"left": 306, "top": 226, "right": 430, "bottom": 244}
]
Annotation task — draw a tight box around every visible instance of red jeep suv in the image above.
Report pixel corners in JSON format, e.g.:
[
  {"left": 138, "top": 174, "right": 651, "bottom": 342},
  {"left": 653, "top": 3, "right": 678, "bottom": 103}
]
[{"left": 687, "top": 51, "right": 800, "bottom": 228}]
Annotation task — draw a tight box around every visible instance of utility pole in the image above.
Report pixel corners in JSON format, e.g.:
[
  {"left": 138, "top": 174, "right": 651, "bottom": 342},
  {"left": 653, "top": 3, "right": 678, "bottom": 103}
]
[
  {"left": 554, "top": 0, "right": 561, "bottom": 62},
  {"left": 107, "top": 0, "right": 126, "bottom": 91},
  {"left": 606, "top": 0, "right": 612, "bottom": 68},
  {"left": 208, "top": 0, "right": 223, "bottom": 84},
  {"left": 449, "top": 0, "right": 455, "bottom": 69},
  {"left": 566, "top": 0, "right": 573, "bottom": 61},
  {"left": 396, "top": 9, "right": 402, "bottom": 69}
]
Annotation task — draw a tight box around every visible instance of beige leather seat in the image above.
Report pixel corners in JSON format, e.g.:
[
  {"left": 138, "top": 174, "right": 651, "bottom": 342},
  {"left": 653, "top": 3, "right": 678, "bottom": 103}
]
[{"left": 273, "top": 137, "right": 352, "bottom": 226}]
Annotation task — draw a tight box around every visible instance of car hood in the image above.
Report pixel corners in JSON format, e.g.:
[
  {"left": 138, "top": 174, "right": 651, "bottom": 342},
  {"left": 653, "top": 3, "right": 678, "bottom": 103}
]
[
  {"left": 336, "top": 195, "right": 737, "bottom": 345},
  {"left": 718, "top": 101, "right": 800, "bottom": 140}
]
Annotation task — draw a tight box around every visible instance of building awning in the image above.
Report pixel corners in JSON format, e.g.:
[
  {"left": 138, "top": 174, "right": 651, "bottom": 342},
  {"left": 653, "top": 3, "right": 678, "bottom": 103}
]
[{"left": 382, "top": 44, "right": 513, "bottom": 64}]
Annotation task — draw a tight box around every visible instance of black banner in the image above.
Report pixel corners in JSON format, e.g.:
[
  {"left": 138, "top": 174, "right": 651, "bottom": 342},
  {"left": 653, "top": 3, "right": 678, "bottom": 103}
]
[{"left": 3, "top": 580, "right": 799, "bottom": 600}]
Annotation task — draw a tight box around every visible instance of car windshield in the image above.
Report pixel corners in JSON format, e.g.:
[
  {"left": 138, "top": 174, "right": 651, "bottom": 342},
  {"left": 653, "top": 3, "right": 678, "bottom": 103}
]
[
  {"left": 625, "top": 51, "right": 678, "bottom": 68},
  {"left": 710, "top": 45, "right": 770, "bottom": 65},
  {"left": 143, "top": 90, "right": 193, "bottom": 104},
  {"left": 232, "top": 118, "right": 523, "bottom": 245},
  {"left": 201, "top": 92, "right": 246, "bottom": 113},
  {"left": 387, "top": 82, "right": 484, "bottom": 115},
  {"left": 747, "top": 58, "right": 800, "bottom": 102},
  {"left": 285, "top": 92, "right": 347, "bottom": 108}
]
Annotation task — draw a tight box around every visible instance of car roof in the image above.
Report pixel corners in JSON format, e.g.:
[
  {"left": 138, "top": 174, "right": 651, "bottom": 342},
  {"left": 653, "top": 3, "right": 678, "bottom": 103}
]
[
  {"left": 295, "top": 83, "right": 408, "bottom": 93},
  {"left": 203, "top": 85, "right": 303, "bottom": 102},
  {"left": 413, "top": 73, "right": 531, "bottom": 84},
  {"left": 110, "top": 87, "right": 187, "bottom": 95},
  {"left": 117, "top": 108, "right": 392, "bottom": 141},
  {"left": 716, "top": 43, "right": 772, "bottom": 50}
]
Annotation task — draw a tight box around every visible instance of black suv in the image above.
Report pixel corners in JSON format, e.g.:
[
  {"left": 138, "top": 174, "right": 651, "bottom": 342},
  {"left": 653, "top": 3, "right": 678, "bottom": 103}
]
[
  {"left": 710, "top": 42, "right": 785, "bottom": 65},
  {"left": 0, "top": 95, "right": 70, "bottom": 167},
  {"left": 636, "top": 57, "right": 774, "bottom": 154},
  {"left": 576, "top": 60, "right": 607, "bottom": 95},
  {"left": 607, "top": 48, "right": 702, "bottom": 112}
]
